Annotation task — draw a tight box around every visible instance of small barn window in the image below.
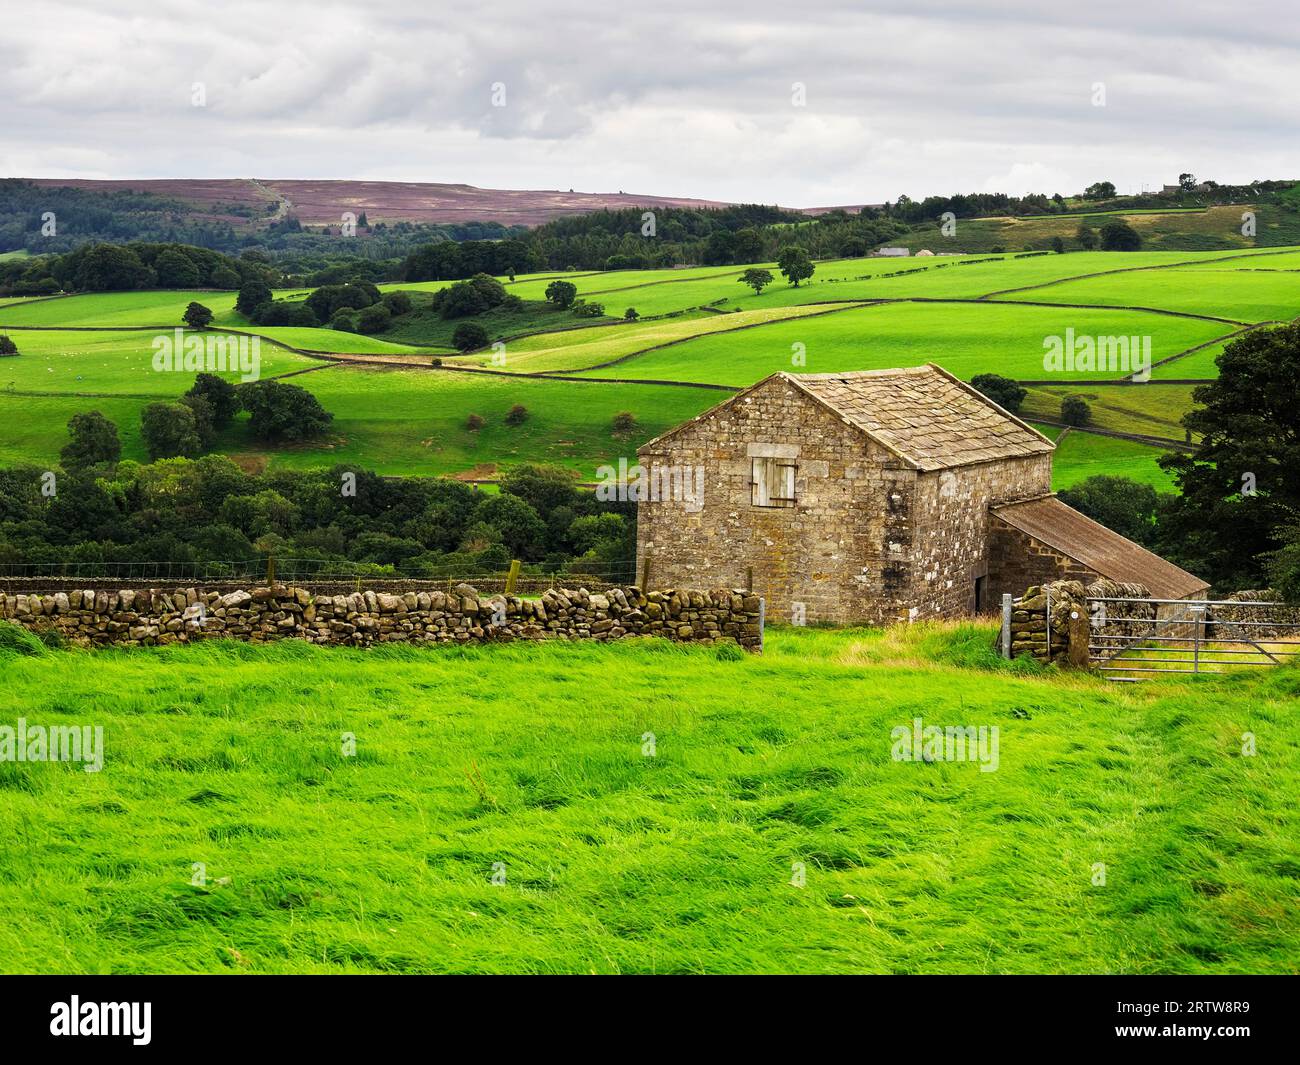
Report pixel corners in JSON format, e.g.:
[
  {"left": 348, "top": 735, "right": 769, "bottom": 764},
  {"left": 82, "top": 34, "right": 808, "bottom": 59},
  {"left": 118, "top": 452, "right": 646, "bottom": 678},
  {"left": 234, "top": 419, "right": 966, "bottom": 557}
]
[{"left": 752, "top": 457, "right": 796, "bottom": 508}]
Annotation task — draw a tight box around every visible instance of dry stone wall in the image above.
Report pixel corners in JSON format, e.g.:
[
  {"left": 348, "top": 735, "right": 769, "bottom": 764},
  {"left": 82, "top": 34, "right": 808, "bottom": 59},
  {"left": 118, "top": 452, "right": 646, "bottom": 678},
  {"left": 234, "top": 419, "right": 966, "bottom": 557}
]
[
  {"left": 1085, "top": 578, "right": 1156, "bottom": 641},
  {"left": 0, "top": 583, "right": 764, "bottom": 651},
  {"left": 1005, "top": 579, "right": 1091, "bottom": 666},
  {"left": 1006, "top": 578, "right": 1172, "bottom": 667},
  {"left": 1213, "top": 590, "right": 1300, "bottom": 640}
]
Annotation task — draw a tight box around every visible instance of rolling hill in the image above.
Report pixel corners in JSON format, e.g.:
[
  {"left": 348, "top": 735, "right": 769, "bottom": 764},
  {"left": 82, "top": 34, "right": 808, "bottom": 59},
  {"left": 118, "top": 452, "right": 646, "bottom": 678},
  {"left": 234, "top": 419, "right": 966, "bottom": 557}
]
[
  {"left": 2, "top": 245, "right": 1297, "bottom": 491},
  {"left": 24, "top": 177, "right": 737, "bottom": 228}
]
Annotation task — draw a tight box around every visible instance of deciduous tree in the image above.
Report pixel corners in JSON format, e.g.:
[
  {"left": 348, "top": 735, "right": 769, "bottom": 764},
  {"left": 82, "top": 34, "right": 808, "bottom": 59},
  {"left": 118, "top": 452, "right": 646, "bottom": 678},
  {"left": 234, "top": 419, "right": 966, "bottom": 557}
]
[
  {"left": 60, "top": 411, "right": 121, "bottom": 469},
  {"left": 141, "top": 401, "right": 203, "bottom": 460},
  {"left": 739, "top": 268, "right": 775, "bottom": 295},
  {"left": 1158, "top": 323, "right": 1300, "bottom": 589},
  {"left": 183, "top": 302, "right": 213, "bottom": 329},
  {"left": 776, "top": 247, "right": 814, "bottom": 287}
]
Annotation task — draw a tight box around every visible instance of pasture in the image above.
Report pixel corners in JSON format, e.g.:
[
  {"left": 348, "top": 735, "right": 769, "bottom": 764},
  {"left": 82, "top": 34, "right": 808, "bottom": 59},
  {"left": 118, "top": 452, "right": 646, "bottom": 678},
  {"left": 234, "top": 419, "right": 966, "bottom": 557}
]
[
  {"left": 568, "top": 301, "right": 1228, "bottom": 384},
  {"left": 1, "top": 622, "right": 1295, "bottom": 974},
  {"left": 1, "top": 245, "right": 1297, "bottom": 486},
  {"left": 1048, "top": 429, "right": 1178, "bottom": 489},
  {"left": 883, "top": 204, "right": 1300, "bottom": 254},
  {"left": 253, "top": 367, "right": 720, "bottom": 478},
  {"left": 998, "top": 265, "right": 1300, "bottom": 322}
]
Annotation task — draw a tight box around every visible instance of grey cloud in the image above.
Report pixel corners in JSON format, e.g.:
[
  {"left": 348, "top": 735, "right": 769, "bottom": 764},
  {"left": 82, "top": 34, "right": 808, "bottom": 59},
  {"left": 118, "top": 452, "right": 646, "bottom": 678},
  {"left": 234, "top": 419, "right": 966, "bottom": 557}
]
[{"left": 1, "top": 0, "right": 1296, "bottom": 202}]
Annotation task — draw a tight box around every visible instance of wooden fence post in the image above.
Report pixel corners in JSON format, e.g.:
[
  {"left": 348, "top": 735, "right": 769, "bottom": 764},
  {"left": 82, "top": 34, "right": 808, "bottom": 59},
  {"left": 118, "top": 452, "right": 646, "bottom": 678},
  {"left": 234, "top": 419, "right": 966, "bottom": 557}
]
[
  {"left": 1067, "top": 608, "right": 1090, "bottom": 668},
  {"left": 504, "top": 559, "right": 521, "bottom": 595},
  {"left": 265, "top": 556, "right": 275, "bottom": 588},
  {"left": 758, "top": 597, "right": 766, "bottom": 653},
  {"left": 639, "top": 555, "right": 652, "bottom": 592}
]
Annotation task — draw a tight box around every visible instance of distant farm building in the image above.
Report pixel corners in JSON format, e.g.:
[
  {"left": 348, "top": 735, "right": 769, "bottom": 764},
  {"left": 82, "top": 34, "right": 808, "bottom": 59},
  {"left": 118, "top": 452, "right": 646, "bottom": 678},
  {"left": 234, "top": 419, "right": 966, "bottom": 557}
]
[
  {"left": 635, "top": 365, "right": 1207, "bottom": 624},
  {"left": 874, "top": 247, "right": 910, "bottom": 257},
  {"left": 915, "top": 249, "right": 935, "bottom": 256}
]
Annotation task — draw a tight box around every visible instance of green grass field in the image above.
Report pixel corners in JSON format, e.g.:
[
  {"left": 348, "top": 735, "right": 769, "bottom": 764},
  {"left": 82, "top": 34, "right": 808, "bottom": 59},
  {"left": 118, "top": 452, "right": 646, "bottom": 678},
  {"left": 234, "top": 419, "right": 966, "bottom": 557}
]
[
  {"left": 885, "top": 205, "right": 1300, "bottom": 254},
  {"left": 1047, "top": 428, "right": 1177, "bottom": 490},
  {"left": 998, "top": 266, "right": 1300, "bottom": 322},
  {"left": 379, "top": 296, "right": 602, "bottom": 349},
  {"left": 445, "top": 302, "right": 860, "bottom": 373},
  {"left": 244, "top": 366, "right": 720, "bottom": 477},
  {"left": 238, "top": 327, "right": 447, "bottom": 356},
  {"left": 0, "top": 329, "right": 315, "bottom": 394},
  {"left": 570, "top": 301, "right": 1228, "bottom": 385},
  {"left": 0, "top": 394, "right": 156, "bottom": 467},
  {"left": 1150, "top": 338, "right": 1233, "bottom": 380},
  {"left": 1174, "top": 250, "right": 1300, "bottom": 271},
  {"left": 0, "top": 290, "right": 243, "bottom": 327},
  {"left": 2, "top": 245, "right": 1297, "bottom": 484},
  {"left": 1016, "top": 207, "right": 1213, "bottom": 220},
  {"left": 1022, "top": 384, "right": 1200, "bottom": 440},
  {"left": 2, "top": 622, "right": 1295, "bottom": 974}
]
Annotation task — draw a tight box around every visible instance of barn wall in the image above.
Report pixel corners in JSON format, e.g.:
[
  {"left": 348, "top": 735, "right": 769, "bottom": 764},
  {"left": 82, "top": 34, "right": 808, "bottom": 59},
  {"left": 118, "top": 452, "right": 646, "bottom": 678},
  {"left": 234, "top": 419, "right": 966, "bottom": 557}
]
[
  {"left": 635, "top": 376, "right": 917, "bottom": 625},
  {"left": 987, "top": 516, "right": 1099, "bottom": 605},
  {"left": 636, "top": 377, "right": 1060, "bottom": 624},
  {"left": 910, "top": 457, "right": 1054, "bottom": 618}
]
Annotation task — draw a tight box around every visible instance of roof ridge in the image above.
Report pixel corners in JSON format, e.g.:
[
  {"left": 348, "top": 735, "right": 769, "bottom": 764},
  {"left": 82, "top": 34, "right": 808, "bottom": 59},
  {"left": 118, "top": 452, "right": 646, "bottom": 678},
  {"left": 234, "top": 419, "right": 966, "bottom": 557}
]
[
  {"left": 789, "top": 366, "right": 930, "bottom": 380},
  {"left": 991, "top": 491, "right": 1057, "bottom": 509}
]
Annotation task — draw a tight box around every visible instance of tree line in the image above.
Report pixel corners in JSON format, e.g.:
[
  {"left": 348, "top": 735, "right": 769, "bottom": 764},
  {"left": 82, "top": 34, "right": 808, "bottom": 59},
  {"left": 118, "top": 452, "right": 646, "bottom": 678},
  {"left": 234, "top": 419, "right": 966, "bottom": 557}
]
[
  {"left": 0, "top": 240, "right": 277, "bottom": 296},
  {"left": 0, "top": 448, "right": 635, "bottom": 580}
]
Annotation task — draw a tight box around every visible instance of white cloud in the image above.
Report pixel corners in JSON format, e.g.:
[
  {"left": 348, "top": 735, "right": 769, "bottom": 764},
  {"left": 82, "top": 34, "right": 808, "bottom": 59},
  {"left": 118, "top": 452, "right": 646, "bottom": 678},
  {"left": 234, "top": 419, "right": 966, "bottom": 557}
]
[{"left": 1, "top": 0, "right": 1296, "bottom": 203}]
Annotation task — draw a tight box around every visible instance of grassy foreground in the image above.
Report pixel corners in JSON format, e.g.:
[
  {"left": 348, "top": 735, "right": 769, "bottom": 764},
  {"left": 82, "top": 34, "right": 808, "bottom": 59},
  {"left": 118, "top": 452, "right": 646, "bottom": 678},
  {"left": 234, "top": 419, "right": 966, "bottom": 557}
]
[{"left": 1, "top": 623, "right": 1296, "bottom": 974}]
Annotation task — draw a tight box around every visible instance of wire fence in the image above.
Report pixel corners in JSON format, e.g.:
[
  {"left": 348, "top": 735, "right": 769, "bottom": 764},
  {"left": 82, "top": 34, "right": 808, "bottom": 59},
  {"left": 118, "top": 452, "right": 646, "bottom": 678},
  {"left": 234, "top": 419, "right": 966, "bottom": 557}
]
[{"left": 0, "top": 558, "right": 640, "bottom": 595}]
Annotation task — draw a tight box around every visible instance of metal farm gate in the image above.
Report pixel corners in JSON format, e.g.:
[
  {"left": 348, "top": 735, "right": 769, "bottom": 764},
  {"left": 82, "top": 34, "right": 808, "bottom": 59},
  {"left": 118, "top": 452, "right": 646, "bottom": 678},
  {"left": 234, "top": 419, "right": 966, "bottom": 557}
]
[{"left": 1087, "top": 595, "right": 1300, "bottom": 681}]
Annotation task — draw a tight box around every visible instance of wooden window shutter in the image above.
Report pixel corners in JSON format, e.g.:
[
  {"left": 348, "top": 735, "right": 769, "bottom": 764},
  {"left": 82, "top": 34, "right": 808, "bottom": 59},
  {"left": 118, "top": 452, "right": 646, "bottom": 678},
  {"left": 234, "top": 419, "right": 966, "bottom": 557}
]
[
  {"left": 776, "top": 461, "right": 796, "bottom": 503},
  {"left": 752, "top": 457, "right": 796, "bottom": 507},
  {"left": 752, "top": 458, "right": 771, "bottom": 506}
]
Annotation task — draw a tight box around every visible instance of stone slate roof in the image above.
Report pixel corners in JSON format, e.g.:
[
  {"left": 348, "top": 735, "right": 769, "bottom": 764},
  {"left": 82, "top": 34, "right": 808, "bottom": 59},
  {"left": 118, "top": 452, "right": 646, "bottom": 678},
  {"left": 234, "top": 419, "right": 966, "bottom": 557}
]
[
  {"left": 786, "top": 364, "right": 1054, "bottom": 471},
  {"left": 992, "top": 495, "right": 1210, "bottom": 600}
]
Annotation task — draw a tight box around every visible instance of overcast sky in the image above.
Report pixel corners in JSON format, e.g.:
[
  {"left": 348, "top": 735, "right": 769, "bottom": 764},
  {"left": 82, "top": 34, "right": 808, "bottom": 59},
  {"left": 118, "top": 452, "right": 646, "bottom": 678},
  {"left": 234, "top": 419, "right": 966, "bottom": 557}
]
[{"left": 2, "top": 0, "right": 1296, "bottom": 206}]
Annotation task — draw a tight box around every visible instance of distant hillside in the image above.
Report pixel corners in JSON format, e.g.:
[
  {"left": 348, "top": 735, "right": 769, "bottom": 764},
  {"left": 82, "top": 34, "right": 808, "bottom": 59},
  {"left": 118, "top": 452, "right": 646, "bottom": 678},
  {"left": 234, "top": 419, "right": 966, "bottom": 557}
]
[
  {"left": 886, "top": 204, "right": 1300, "bottom": 254},
  {"left": 6, "top": 177, "right": 1298, "bottom": 267},
  {"left": 24, "top": 177, "right": 734, "bottom": 228}
]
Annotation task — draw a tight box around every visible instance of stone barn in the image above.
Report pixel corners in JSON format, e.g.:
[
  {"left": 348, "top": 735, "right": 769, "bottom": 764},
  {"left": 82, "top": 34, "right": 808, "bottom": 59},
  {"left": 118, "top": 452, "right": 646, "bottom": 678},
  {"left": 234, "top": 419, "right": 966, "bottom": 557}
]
[{"left": 634, "top": 364, "right": 1207, "bottom": 625}]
